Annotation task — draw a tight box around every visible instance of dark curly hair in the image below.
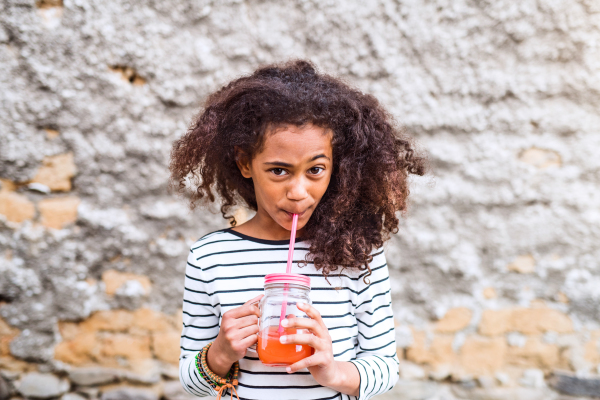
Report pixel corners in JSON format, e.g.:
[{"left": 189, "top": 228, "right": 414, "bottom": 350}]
[{"left": 170, "top": 60, "right": 426, "bottom": 281}]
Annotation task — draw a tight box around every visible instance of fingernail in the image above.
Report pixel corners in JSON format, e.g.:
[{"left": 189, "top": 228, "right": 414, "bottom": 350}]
[
  {"left": 286, "top": 367, "right": 291, "bottom": 373},
  {"left": 298, "top": 302, "right": 305, "bottom": 307},
  {"left": 281, "top": 319, "right": 288, "bottom": 327},
  {"left": 280, "top": 335, "right": 287, "bottom": 343}
]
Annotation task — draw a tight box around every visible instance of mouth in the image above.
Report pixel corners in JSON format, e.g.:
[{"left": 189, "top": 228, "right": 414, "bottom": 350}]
[{"left": 284, "top": 209, "right": 307, "bottom": 219}]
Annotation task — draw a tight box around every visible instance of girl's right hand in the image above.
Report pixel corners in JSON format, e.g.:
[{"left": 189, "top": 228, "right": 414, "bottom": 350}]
[{"left": 207, "top": 294, "right": 263, "bottom": 376}]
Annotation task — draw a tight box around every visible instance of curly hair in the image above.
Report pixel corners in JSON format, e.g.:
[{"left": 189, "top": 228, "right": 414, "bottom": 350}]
[{"left": 170, "top": 60, "right": 426, "bottom": 281}]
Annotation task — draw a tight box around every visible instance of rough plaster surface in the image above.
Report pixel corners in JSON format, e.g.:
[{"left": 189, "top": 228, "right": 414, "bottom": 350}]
[{"left": 0, "top": 0, "right": 599, "bottom": 383}]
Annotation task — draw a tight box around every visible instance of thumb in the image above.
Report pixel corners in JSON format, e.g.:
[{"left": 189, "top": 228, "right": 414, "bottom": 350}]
[{"left": 244, "top": 294, "right": 264, "bottom": 306}]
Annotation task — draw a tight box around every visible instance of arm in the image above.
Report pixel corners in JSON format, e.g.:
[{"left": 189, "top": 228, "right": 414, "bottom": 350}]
[
  {"left": 207, "top": 295, "right": 262, "bottom": 377},
  {"left": 323, "top": 360, "right": 361, "bottom": 396},
  {"left": 179, "top": 248, "right": 220, "bottom": 397},
  {"left": 348, "top": 250, "right": 400, "bottom": 400},
  {"left": 282, "top": 250, "right": 399, "bottom": 398},
  {"left": 282, "top": 302, "right": 360, "bottom": 397},
  {"left": 179, "top": 244, "right": 262, "bottom": 396}
]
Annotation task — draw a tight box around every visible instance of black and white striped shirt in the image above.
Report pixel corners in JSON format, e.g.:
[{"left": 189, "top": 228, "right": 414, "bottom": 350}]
[{"left": 179, "top": 229, "right": 399, "bottom": 400}]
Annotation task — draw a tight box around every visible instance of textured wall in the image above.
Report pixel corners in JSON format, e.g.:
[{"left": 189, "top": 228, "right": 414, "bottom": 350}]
[{"left": 1, "top": 0, "right": 599, "bottom": 398}]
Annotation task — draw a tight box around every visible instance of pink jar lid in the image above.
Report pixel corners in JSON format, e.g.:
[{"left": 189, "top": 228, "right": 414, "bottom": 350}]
[{"left": 264, "top": 273, "right": 310, "bottom": 287}]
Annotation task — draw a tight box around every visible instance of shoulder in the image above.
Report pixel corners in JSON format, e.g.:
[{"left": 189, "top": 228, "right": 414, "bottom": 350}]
[
  {"left": 354, "top": 246, "right": 390, "bottom": 288},
  {"left": 188, "top": 229, "right": 243, "bottom": 258},
  {"left": 188, "top": 228, "right": 287, "bottom": 268},
  {"left": 365, "top": 245, "right": 387, "bottom": 275},
  {"left": 370, "top": 245, "right": 386, "bottom": 265},
  {"left": 333, "top": 246, "right": 388, "bottom": 282}
]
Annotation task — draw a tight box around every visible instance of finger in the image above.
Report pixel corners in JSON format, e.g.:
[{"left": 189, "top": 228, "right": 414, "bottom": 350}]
[
  {"left": 281, "top": 317, "right": 323, "bottom": 336},
  {"left": 283, "top": 314, "right": 326, "bottom": 338},
  {"left": 244, "top": 294, "right": 264, "bottom": 306},
  {"left": 297, "top": 302, "right": 327, "bottom": 329},
  {"left": 297, "top": 302, "right": 321, "bottom": 320},
  {"left": 239, "top": 331, "right": 259, "bottom": 348},
  {"left": 235, "top": 314, "right": 259, "bottom": 328},
  {"left": 224, "top": 324, "right": 259, "bottom": 348},
  {"left": 237, "top": 323, "right": 260, "bottom": 340},
  {"left": 250, "top": 303, "right": 261, "bottom": 317},
  {"left": 286, "top": 354, "right": 320, "bottom": 373},
  {"left": 280, "top": 333, "right": 320, "bottom": 349},
  {"left": 243, "top": 294, "right": 263, "bottom": 317},
  {"left": 226, "top": 295, "right": 263, "bottom": 318}
]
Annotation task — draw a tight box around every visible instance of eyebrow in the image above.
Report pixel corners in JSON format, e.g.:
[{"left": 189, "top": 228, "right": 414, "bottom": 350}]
[{"left": 263, "top": 154, "right": 330, "bottom": 167}]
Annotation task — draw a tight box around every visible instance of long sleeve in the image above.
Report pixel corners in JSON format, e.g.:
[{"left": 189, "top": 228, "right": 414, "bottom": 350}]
[
  {"left": 179, "top": 245, "right": 220, "bottom": 397},
  {"left": 177, "top": 229, "right": 395, "bottom": 400},
  {"left": 348, "top": 249, "right": 400, "bottom": 400}
]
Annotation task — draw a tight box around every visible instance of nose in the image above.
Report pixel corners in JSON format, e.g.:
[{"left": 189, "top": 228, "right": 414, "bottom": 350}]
[{"left": 286, "top": 177, "right": 309, "bottom": 202}]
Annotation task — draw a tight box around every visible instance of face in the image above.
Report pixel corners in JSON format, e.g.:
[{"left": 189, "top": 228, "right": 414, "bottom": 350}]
[{"left": 237, "top": 124, "right": 333, "bottom": 236}]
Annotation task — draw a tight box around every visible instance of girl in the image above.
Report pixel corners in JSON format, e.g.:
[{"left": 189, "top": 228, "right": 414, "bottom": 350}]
[{"left": 170, "top": 60, "right": 425, "bottom": 400}]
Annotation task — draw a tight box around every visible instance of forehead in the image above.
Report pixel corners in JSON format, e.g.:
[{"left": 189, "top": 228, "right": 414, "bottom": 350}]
[{"left": 257, "top": 124, "right": 333, "bottom": 160}]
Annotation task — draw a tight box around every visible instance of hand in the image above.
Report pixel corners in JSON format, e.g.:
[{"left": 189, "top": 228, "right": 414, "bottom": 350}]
[
  {"left": 207, "top": 294, "right": 263, "bottom": 377},
  {"left": 279, "top": 302, "right": 341, "bottom": 387}
]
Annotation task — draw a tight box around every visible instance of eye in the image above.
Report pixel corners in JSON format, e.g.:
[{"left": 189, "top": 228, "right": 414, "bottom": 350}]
[
  {"left": 308, "top": 167, "right": 324, "bottom": 175},
  {"left": 270, "top": 168, "right": 287, "bottom": 176}
]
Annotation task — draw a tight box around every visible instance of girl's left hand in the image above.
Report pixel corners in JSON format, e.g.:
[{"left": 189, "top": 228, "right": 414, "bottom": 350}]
[{"left": 279, "top": 302, "right": 340, "bottom": 387}]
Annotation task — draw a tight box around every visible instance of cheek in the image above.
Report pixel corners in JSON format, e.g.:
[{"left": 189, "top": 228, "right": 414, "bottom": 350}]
[
  {"left": 253, "top": 176, "right": 282, "bottom": 205},
  {"left": 313, "top": 174, "right": 332, "bottom": 200}
]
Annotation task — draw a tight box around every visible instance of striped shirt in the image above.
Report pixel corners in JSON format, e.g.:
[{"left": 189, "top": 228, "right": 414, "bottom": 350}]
[{"left": 179, "top": 229, "right": 399, "bottom": 400}]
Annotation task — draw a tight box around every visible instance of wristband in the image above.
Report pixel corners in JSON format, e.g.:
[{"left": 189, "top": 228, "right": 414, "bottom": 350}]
[{"left": 195, "top": 342, "right": 240, "bottom": 400}]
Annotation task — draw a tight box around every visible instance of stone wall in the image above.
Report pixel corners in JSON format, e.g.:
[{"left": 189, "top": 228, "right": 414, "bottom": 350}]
[{"left": 1, "top": 0, "right": 599, "bottom": 399}]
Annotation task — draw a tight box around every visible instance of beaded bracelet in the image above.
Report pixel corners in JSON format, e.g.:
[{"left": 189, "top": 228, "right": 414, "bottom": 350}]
[
  {"left": 195, "top": 342, "right": 240, "bottom": 400},
  {"left": 195, "top": 345, "right": 227, "bottom": 389},
  {"left": 195, "top": 352, "right": 219, "bottom": 390}
]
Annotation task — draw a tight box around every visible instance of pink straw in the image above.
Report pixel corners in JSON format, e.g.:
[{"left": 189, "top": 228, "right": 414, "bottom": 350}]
[
  {"left": 278, "top": 213, "right": 298, "bottom": 334},
  {"left": 286, "top": 214, "right": 299, "bottom": 274}
]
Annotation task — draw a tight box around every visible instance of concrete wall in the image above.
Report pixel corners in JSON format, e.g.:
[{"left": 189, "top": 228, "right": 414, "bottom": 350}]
[{"left": 1, "top": 0, "right": 599, "bottom": 398}]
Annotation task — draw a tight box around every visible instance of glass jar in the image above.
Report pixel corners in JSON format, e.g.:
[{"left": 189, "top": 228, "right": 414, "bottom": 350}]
[{"left": 257, "top": 273, "right": 314, "bottom": 366}]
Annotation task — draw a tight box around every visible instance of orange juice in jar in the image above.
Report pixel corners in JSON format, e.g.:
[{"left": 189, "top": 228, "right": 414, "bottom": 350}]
[{"left": 257, "top": 273, "right": 314, "bottom": 366}]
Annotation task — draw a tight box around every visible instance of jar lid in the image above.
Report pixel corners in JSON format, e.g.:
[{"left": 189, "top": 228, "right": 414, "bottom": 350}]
[{"left": 264, "top": 273, "right": 311, "bottom": 287}]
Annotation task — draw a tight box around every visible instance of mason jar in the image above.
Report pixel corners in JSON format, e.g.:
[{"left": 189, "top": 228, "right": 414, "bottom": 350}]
[{"left": 256, "top": 273, "right": 314, "bottom": 366}]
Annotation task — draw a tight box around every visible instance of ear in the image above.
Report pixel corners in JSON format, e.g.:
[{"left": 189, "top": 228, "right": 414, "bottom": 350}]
[{"left": 235, "top": 146, "right": 252, "bottom": 179}]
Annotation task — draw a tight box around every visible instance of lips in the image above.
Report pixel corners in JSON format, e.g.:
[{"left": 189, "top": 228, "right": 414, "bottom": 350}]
[{"left": 284, "top": 210, "right": 307, "bottom": 218}]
